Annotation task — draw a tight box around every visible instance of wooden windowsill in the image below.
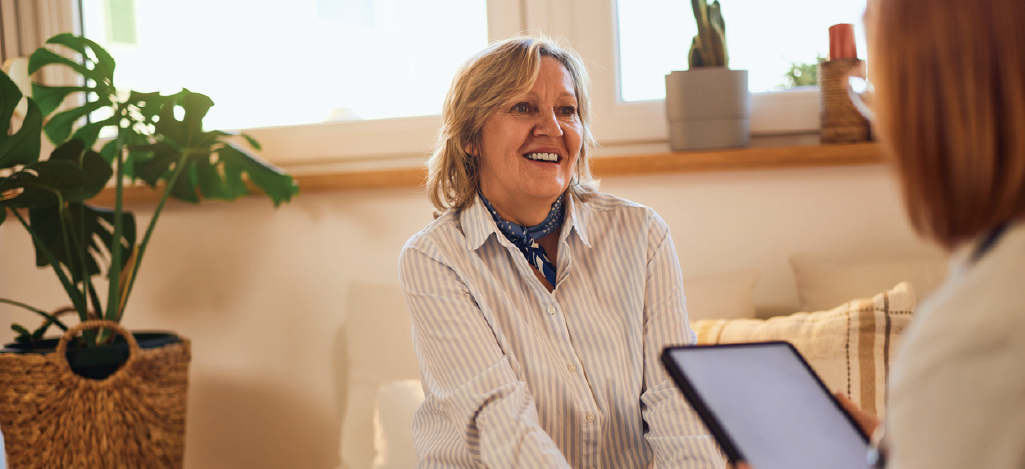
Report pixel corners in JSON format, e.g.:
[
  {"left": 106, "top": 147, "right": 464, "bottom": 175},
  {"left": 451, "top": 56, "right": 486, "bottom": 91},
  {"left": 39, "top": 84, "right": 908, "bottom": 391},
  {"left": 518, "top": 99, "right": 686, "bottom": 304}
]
[{"left": 89, "top": 142, "right": 884, "bottom": 206}]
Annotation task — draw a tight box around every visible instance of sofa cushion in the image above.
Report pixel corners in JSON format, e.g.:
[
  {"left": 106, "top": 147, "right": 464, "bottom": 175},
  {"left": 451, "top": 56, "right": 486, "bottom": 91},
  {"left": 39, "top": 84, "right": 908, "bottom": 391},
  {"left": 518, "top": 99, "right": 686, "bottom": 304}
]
[
  {"left": 789, "top": 252, "right": 945, "bottom": 312},
  {"left": 691, "top": 282, "right": 916, "bottom": 418}
]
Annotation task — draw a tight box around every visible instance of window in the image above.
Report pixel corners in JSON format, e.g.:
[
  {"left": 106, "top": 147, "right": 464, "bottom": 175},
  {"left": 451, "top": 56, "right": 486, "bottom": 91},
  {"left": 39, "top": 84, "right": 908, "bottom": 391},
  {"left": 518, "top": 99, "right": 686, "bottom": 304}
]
[
  {"left": 510, "top": 0, "right": 873, "bottom": 146},
  {"left": 617, "top": 0, "right": 868, "bottom": 101},
  {"left": 79, "top": 0, "right": 489, "bottom": 131},
  {"left": 48, "top": 0, "right": 871, "bottom": 166}
]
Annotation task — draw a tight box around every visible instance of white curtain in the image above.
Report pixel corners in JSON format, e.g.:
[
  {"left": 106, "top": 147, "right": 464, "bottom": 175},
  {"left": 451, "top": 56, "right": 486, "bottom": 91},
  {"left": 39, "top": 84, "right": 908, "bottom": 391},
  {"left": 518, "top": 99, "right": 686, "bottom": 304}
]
[{"left": 1, "top": 0, "right": 78, "bottom": 84}]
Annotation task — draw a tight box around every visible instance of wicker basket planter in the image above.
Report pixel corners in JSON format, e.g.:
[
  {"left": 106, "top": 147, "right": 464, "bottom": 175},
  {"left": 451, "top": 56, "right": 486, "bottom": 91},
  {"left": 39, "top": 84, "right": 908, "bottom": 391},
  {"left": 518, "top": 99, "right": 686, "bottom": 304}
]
[{"left": 0, "top": 320, "right": 191, "bottom": 469}]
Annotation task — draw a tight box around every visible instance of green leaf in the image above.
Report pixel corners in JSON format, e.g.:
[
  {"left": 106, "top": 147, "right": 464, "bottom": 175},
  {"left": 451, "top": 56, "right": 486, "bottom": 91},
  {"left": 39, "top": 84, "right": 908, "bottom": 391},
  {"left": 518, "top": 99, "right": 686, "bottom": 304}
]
[
  {"left": 0, "top": 159, "right": 83, "bottom": 208},
  {"left": 0, "top": 71, "right": 22, "bottom": 137},
  {"left": 217, "top": 142, "right": 298, "bottom": 206},
  {"left": 131, "top": 141, "right": 178, "bottom": 186},
  {"left": 8, "top": 208, "right": 90, "bottom": 319},
  {"left": 153, "top": 92, "right": 214, "bottom": 146},
  {"left": 0, "top": 73, "right": 43, "bottom": 169},
  {"left": 30, "top": 83, "right": 92, "bottom": 117},
  {"left": 87, "top": 204, "right": 137, "bottom": 269},
  {"left": 0, "top": 141, "right": 111, "bottom": 208},
  {"left": 127, "top": 89, "right": 186, "bottom": 125},
  {"left": 31, "top": 322, "right": 49, "bottom": 341},
  {"left": 11, "top": 324, "right": 32, "bottom": 343},
  {"left": 28, "top": 48, "right": 104, "bottom": 83},
  {"left": 70, "top": 115, "right": 118, "bottom": 151},
  {"left": 240, "top": 133, "right": 262, "bottom": 151},
  {"left": 169, "top": 160, "right": 201, "bottom": 203},
  {"left": 27, "top": 203, "right": 136, "bottom": 281},
  {"left": 47, "top": 139, "right": 112, "bottom": 200},
  {"left": 196, "top": 153, "right": 236, "bottom": 200},
  {"left": 43, "top": 99, "right": 108, "bottom": 144},
  {"left": 45, "top": 34, "right": 116, "bottom": 80}
]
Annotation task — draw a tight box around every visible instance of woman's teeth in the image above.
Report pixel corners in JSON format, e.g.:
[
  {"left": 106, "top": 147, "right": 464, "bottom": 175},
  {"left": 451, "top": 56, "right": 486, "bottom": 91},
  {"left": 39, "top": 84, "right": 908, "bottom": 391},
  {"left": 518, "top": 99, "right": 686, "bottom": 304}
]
[{"left": 524, "top": 152, "right": 558, "bottom": 162}]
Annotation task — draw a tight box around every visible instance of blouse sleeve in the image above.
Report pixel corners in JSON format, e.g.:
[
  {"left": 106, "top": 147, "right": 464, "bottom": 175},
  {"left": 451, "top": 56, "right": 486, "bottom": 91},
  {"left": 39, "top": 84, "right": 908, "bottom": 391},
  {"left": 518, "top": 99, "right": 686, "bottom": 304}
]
[
  {"left": 639, "top": 213, "right": 725, "bottom": 469},
  {"left": 399, "top": 243, "right": 572, "bottom": 468}
]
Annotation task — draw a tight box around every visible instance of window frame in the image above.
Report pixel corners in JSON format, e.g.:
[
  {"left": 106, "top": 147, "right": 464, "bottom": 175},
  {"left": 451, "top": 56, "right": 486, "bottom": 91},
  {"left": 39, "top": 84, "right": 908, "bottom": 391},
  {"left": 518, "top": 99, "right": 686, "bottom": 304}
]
[
  {"left": 57, "top": 0, "right": 821, "bottom": 167},
  {"left": 519, "top": 0, "right": 821, "bottom": 149}
]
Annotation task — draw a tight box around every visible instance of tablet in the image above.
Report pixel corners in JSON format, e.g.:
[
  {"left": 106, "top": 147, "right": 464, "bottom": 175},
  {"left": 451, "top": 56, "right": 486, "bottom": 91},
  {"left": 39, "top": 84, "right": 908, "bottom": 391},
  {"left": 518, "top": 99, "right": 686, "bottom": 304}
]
[{"left": 661, "top": 342, "right": 870, "bottom": 469}]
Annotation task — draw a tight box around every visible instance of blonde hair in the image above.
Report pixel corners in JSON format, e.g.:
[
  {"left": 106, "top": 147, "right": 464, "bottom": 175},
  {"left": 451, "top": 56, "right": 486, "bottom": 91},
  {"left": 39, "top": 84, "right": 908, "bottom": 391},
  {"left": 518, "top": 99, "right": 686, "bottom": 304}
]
[
  {"left": 869, "top": 0, "right": 1025, "bottom": 249},
  {"left": 425, "top": 35, "right": 598, "bottom": 212}
]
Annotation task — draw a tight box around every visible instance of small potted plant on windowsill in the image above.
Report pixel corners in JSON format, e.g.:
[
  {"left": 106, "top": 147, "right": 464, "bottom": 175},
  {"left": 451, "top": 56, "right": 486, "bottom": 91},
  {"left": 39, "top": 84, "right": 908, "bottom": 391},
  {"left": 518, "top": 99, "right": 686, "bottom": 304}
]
[
  {"left": 665, "top": 0, "right": 751, "bottom": 151},
  {"left": 0, "top": 34, "right": 298, "bottom": 468}
]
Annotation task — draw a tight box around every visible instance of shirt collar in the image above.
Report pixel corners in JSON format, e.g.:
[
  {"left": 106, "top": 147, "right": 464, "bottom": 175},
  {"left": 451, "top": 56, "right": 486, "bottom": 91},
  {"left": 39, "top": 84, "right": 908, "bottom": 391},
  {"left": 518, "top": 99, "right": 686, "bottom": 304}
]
[
  {"left": 462, "top": 194, "right": 503, "bottom": 251},
  {"left": 462, "top": 191, "right": 594, "bottom": 251},
  {"left": 563, "top": 191, "right": 591, "bottom": 249}
]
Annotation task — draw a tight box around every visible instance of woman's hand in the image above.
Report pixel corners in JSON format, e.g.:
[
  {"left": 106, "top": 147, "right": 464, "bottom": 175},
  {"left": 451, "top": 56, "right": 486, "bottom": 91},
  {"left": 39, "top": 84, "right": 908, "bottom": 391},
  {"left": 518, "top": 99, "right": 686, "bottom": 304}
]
[{"left": 835, "top": 392, "right": 882, "bottom": 437}]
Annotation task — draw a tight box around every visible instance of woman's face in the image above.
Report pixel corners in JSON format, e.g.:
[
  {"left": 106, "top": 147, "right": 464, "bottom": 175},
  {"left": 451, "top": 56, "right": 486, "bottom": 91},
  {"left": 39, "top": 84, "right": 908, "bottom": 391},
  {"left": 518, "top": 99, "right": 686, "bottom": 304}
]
[{"left": 475, "top": 56, "right": 582, "bottom": 219}]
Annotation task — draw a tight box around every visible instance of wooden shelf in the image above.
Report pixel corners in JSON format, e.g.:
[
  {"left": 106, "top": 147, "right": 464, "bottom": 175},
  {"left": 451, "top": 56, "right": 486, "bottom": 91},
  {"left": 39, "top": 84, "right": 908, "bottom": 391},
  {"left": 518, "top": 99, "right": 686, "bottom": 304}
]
[{"left": 89, "top": 142, "right": 884, "bottom": 206}]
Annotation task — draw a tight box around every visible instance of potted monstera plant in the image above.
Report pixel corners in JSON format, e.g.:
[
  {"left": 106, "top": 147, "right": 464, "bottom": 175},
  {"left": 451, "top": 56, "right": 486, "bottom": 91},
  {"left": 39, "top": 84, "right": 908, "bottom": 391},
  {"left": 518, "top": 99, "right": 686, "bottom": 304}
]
[
  {"left": 0, "top": 34, "right": 298, "bottom": 468},
  {"left": 665, "top": 0, "right": 751, "bottom": 150}
]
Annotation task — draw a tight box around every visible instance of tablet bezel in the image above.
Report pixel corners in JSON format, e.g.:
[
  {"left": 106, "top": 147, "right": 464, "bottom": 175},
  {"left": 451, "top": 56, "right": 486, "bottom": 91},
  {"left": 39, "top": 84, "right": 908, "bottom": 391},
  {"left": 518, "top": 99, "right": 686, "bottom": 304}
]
[{"left": 660, "top": 341, "right": 871, "bottom": 464}]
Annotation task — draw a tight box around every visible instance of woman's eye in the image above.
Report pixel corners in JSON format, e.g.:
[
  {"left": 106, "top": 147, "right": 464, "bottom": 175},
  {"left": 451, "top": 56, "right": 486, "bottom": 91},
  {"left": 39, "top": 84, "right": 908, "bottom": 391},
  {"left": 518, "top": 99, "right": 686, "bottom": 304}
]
[
  {"left": 559, "top": 106, "right": 577, "bottom": 116},
  {"left": 512, "top": 103, "right": 531, "bottom": 113}
]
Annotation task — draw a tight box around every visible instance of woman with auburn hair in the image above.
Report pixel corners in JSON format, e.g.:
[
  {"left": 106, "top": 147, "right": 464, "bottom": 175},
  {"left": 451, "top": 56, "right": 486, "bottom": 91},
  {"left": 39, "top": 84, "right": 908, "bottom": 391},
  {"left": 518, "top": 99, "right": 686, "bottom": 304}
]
[
  {"left": 399, "top": 36, "right": 723, "bottom": 468},
  {"left": 735, "top": 0, "right": 1025, "bottom": 467}
]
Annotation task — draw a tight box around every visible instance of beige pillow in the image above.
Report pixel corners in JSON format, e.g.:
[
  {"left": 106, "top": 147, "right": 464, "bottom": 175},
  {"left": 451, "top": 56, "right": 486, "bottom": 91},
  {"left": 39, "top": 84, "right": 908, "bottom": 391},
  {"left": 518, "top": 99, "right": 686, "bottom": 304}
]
[
  {"left": 691, "top": 282, "right": 916, "bottom": 418},
  {"left": 683, "top": 270, "right": 759, "bottom": 321},
  {"left": 789, "top": 252, "right": 946, "bottom": 312},
  {"left": 372, "top": 380, "right": 425, "bottom": 469}
]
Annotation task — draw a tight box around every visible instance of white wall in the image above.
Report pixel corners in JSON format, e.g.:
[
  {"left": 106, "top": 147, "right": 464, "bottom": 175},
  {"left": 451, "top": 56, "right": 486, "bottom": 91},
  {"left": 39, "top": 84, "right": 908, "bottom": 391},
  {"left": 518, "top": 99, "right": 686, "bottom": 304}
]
[{"left": 0, "top": 161, "right": 940, "bottom": 468}]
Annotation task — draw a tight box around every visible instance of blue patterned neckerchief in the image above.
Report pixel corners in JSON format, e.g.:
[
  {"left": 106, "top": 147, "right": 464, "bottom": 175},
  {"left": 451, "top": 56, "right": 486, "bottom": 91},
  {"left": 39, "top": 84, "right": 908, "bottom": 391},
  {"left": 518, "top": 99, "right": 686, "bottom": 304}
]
[{"left": 479, "top": 191, "right": 565, "bottom": 288}]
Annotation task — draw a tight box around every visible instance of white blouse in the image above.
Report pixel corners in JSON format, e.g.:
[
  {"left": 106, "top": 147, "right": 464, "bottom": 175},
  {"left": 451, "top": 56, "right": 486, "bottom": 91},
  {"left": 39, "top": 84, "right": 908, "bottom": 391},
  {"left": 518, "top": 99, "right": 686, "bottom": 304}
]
[{"left": 399, "top": 192, "right": 722, "bottom": 469}]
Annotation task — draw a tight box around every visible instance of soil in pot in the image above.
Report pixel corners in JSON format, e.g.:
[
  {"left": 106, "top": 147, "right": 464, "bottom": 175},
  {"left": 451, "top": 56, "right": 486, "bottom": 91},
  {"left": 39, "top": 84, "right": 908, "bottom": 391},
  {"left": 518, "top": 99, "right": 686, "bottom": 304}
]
[{"left": 2, "top": 332, "right": 181, "bottom": 380}]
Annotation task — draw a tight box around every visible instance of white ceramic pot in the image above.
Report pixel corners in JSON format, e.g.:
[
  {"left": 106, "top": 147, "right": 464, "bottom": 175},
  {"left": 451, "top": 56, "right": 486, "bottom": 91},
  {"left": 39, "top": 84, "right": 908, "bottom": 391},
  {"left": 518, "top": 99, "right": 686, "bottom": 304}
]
[{"left": 665, "top": 68, "right": 751, "bottom": 151}]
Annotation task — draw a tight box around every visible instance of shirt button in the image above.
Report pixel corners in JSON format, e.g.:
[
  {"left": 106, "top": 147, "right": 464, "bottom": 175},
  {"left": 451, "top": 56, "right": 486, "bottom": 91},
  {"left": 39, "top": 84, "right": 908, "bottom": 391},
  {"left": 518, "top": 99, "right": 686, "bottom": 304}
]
[
  {"left": 547, "top": 305, "right": 556, "bottom": 315},
  {"left": 568, "top": 364, "right": 577, "bottom": 372},
  {"left": 586, "top": 413, "right": 595, "bottom": 422}
]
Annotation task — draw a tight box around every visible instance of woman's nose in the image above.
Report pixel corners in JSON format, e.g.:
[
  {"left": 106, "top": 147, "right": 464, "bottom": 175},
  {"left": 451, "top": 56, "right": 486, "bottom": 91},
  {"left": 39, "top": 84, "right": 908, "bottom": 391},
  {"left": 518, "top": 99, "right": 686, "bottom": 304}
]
[{"left": 533, "top": 109, "right": 564, "bottom": 137}]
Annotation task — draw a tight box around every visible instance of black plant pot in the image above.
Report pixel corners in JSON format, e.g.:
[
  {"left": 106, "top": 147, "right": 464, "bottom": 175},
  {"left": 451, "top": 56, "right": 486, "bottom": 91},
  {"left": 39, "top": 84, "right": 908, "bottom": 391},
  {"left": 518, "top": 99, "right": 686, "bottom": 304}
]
[{"left": 2, "top": 332, "right": 181, "bottom": 380}]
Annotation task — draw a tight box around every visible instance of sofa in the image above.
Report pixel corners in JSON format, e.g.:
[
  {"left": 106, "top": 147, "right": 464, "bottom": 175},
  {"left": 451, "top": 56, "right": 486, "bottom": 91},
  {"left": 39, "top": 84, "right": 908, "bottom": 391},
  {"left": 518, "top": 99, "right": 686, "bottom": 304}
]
[{"left": 336, "top": 253, "right": 947, "bottom": 469}]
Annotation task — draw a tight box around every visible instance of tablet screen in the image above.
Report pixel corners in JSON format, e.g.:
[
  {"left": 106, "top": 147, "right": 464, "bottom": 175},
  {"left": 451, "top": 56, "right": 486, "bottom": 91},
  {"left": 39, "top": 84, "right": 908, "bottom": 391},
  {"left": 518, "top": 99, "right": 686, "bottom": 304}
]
[{"left": 662, "top": 342, "right": 870, "bottom": 469}]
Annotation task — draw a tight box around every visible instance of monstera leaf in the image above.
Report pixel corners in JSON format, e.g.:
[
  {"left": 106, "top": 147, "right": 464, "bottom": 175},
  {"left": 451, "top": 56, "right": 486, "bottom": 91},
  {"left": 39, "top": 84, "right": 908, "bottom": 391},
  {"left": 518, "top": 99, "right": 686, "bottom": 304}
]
[
  {"left": 27, "top": 203, "right": 135, "bottom": 283},
  {"left": 0, "top": 139, "right": 132, "bottom": 284},
  {"left": 0, "top": 71, "right": 42, "bottom": 171},
  {"left": 132, "top": 92, "right": 298, "bottom": 205},
  {"left": 29, "top": 34, "right": 116, "bottom": 147},
  {"left": 0, "top": 140, "right": 111, "bottom": 208}
]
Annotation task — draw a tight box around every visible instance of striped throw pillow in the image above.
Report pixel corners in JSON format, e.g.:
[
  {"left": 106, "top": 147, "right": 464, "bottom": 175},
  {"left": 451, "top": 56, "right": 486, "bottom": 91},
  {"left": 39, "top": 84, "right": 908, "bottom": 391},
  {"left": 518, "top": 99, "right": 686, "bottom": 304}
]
[{"left": 690, "top": 282, "right": 916, "bottom": 419}]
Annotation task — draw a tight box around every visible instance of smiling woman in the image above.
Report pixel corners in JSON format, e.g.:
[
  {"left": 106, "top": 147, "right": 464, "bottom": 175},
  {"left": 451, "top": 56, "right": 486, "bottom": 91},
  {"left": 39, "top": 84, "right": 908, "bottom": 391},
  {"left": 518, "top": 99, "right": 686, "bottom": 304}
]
[{"left": 399, "top": 35, "right": 724, "bottom": 469}]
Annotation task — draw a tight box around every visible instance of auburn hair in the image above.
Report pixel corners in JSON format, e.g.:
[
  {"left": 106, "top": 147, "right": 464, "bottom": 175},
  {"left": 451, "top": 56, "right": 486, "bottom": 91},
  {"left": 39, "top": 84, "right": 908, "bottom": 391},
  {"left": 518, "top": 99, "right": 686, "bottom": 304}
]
[{"left": 868, "top": 0, "right": 1025, "bottom": 249}]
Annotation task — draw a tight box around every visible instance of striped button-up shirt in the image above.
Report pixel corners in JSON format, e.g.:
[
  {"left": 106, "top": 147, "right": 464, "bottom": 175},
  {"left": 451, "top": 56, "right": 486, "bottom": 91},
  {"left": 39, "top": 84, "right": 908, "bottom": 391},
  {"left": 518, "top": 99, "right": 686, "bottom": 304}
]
[{"left": 399, "top": 191, "right": 723, "bottom": 469}]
